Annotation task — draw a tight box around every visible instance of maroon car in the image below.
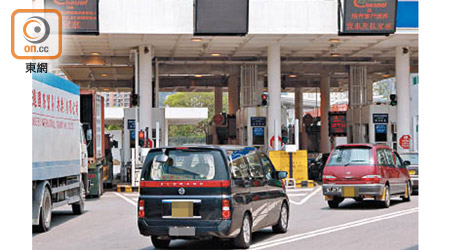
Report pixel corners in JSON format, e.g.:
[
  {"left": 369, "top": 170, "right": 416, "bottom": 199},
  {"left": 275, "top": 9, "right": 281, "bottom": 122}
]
[{"left": 322, "top": 144, "right": 412, "bottom": 208}]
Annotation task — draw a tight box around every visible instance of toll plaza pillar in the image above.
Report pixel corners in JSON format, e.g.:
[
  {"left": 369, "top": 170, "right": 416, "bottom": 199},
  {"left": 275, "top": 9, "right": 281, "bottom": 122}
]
[
  {"left": 295, "top": 87, "right": 308, "bottom": 150},
  {"left": 267, "top": 43, "right": 282, "bottom": 151},
  {"left": 213, "top": 87, "right": 223, "bottom": 144},
  {"left": 320, "top": 74, "right": 331, "bottom": 153},
  {"left": 138, "top": 45, "right": 153, "bottom": 144},
  {"left": 396, "top": 46, "right": 411, "bottom": 153},
  {"left": 228, "top": 74, "right": 239, "bottom": 115},
  {"left": 228, "top": 74, "right": 239, "bottom": 144}
]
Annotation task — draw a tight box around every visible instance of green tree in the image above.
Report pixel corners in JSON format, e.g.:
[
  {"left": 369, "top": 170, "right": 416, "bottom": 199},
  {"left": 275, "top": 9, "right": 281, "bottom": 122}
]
[{"left": 164, "top": 92, "right": 228, "bottom": 138}]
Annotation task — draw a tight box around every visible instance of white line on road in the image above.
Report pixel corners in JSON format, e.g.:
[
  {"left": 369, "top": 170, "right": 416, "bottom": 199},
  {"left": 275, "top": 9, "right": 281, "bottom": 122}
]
[
  {"left": 287, "top": 193, "right": 307, "bottom": 197},
  {"left": 250, "top": 207, "right": 418, "bottom": 250},
  {"left": 113, "top": 192, "right": 137, "bottom": 207},
  {"left": 289, "top": 186, "right": 322, "bottom": 205},
  {"left": 286, "top": 188, "right": 315, "bottom": 193}
]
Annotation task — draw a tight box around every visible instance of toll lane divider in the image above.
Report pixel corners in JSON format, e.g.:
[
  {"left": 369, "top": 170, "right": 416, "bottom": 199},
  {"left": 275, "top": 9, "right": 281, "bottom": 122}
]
[
  {"left": 250, "top": 207, "right": 418, "bottom": 250},
  {"left": 116, "top": 184, "right": 139, "bottom": 193}
]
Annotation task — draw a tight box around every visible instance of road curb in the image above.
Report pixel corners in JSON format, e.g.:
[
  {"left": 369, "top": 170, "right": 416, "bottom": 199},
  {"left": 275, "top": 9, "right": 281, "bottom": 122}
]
[
  {"left": 116, "top": 185, "right": 139, "bottom": 193},
  {"left": 296, "top": 180, "right": 317, "bottom": 188}
]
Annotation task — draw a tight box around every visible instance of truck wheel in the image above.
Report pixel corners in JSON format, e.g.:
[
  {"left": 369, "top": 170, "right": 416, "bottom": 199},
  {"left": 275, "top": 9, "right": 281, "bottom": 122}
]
[
  {"left": 272, "top": 202, "right": 289, "bottom": 233},
  {"left": 328, "top": 197, "right": 343, "bottom": 209},
  {"left": 35, "top": 187, "right": 52, "bottom": 232},
  {"left": 72, "top": 182, "right": 85, "bottom": 215},
  {"left": 151, "top": 236, "right": 170, "bottom": 249},
  {"left": 233, "top": 213, "right": 252, "bottom": 249}
]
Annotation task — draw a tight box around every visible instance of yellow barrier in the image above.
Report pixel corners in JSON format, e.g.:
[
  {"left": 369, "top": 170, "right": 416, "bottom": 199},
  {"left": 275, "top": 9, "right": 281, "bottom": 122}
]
[{"left": 269, "top": 150, "right": 308, "bottom": 182}]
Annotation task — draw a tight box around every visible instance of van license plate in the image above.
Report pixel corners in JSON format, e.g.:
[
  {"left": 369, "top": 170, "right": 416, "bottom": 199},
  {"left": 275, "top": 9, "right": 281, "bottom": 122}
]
[
  {"left": 169, "top": 227, "right": 195, "bottom": 236},
  {"left": 342, "top": 186, "right": 356, "bottom": 197},
  {"left": 171, "top": 201, "right": 193, "bottom": 218}
]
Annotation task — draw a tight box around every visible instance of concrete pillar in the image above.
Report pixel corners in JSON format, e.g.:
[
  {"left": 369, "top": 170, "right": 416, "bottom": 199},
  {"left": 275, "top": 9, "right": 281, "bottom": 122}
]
[
  {"left": 295, "top": 87, "right": 308, "bottom": 150},
  {"left": 395, "top": 46, "right": 411, "bottom": 153},
  {"left": 155, "top": 60, "right": 160, "bottom": 108},
  {"left": 267, "top": 43, "right": 282, "bottom": 150},
  {"left": 228, "top": 74, "right": 239, "bottom": 115},
  {"left": 320, "top": 74, "right": 331, "bottom": 153},
  {"left": 214, "top": 87, "right": 223, "bottom": 115},
  {"left": 138, "top": 45, "right": 153, "bottom": 139}
]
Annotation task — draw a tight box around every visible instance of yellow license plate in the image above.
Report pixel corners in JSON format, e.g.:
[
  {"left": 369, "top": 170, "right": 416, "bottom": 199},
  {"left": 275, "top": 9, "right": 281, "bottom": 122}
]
[
  {"left": 342, "top": 186, "right": 355, "bottom": 197},
  {"left": 172, "top": 201, "right": 193, "bottom": 218},
  {"left": 409, "top": 170, "right": 415, "bottom": 175}
]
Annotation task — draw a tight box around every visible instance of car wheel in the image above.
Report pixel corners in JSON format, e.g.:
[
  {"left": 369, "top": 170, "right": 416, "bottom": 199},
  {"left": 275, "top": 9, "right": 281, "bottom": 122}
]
[
  {"left": 327, "top": 198, "right": 342, "bottom": 209},
  {"left": 272, "top": 202, "right": 289, "bottom": 233},
  {"left": 380, "top": 185, "right": 391, "bottom": 208},
  {"left": 233, "top": 213, "right": 252, "bottom": 249},
  {"left": 402, "top": 182, "right": 411, "bottom": 202},
  {"left": 151, "top": 236, "right": 171, "bottom": 249},
  {"left": 354, "top": 197, "right": 364, "bottom": 202}
]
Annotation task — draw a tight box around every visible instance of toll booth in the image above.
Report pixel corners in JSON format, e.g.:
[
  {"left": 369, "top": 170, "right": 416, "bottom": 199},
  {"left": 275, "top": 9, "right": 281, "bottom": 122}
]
[
  {"left": 236, "top": 106, "right": 288, "bottom": 150},
  {"left": 347, "top": 104, "right": 398, "bottom": 150}
]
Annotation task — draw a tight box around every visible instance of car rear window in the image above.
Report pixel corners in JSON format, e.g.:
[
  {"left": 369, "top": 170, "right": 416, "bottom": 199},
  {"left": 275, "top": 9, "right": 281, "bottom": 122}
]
[
  {"left": 327, "top": 147, "right": 373, "bottom": 166},
  {"left": 142, "top": 148, "right": 228, "bottom": 181}
]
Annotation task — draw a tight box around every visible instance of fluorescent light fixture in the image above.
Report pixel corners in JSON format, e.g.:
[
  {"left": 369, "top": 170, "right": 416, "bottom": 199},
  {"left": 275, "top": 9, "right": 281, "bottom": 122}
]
[
  {"left": 191, "top": 38, "right": 203, "bottom": 42},
  {"left": 210, "top": 53, "right": 221, "bottom": 57},
  {"left": 329, "top": 38, "right": 340, "bottom": 43},
  {"left": 288, "top": 74, "right": 297, "bottom": 78},
  {"left": 330, "top": 53, "right": 341, "bottom": 57},
  {"left": 101, "top": 73, "right": 109, "bottom": 77},
  {"left": 194, "top": 74, "right": 203, "bottom": 78},
  {"left": 90, "top": 52, "right": 101, "bottom": 56}
]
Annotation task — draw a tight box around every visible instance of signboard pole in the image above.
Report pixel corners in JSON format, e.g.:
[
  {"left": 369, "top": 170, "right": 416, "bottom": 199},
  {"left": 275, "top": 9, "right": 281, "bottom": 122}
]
[
  {"left": 274, "top": 120, "right": 279, "bottom": 151},
  {"left": 289, "top": 152, "right": 293, "bottom": 179},
  {"left": 295, "top": 119, "right": 299, "bottom": 150}
]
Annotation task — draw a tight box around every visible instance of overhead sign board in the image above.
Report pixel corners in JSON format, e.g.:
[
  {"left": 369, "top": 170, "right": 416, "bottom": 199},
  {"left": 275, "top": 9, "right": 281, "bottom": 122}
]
[
  {"left": 251, "top": 117, "right": 266, "bottom": 127},
  {"left": 339, "top": 0, "right": 398, "bottom": 35},
  {"left": 45, "top": 0, "right": 99, "bottom": 34},
  {"left": 195, "top": 0, "right": 249, "bottom": 35},
  {"left": 329, "top": 112, "right": 347, "bottom": 136},
  {"left": 373, "top": 113, "right": 389, "bottom": 123}
]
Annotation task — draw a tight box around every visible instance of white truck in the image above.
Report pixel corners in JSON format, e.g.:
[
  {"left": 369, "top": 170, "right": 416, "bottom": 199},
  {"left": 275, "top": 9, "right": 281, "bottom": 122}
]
[{"left": 32, "top": 73, "right": 89, "bottom": 232}]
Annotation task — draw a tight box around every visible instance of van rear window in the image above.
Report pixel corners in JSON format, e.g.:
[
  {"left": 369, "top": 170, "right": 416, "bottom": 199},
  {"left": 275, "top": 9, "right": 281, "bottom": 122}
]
[
  {"left": 327, "top": 147, "right": 373, "bottom": 166},
  {"left": 144, "top": 149, "right": 227, "bottom": 181}
]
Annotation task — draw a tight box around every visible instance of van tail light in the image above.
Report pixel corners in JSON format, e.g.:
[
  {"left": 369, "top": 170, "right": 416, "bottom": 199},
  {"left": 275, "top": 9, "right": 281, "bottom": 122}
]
[
  {"left": 138, "top": 200, "right": 145, "bottom": 218},
  {"left": 222, "top": 199, "right": 231, "bottom": 220},
  {"left": 323, "top": 175, "right": 337, "bottom": 182},
  {"left": 362, "top": 175, "right": 382, "bottom": 182}
]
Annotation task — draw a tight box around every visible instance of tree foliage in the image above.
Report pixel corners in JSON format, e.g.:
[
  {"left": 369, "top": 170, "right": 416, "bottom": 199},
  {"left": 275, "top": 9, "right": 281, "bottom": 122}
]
[{"left": 164, "top": 92, "right": 228, "bottom": 138}]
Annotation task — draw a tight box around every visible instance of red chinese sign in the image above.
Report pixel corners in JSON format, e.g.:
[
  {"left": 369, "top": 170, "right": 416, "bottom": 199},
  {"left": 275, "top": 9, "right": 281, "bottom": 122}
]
[
  {"left": 45, "top": 0, "right": 99, "bottom": 34},
  {"left": 329, "top": 112, "right": 347, "bottom": 136},
  {"left": 399, "top": 135, "right": 411, "bottom": 150},
  {"left": 341, "top": 0, "right": 397, "bottom": 34}
]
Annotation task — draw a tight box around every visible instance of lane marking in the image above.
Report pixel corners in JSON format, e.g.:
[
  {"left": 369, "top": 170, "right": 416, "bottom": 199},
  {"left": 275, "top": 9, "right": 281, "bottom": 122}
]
[
  {"left": 287, "top": 188, "right": 315, "bottom": 193},
  {"left": 113, "top": 192, "right": 137, "bottom": 207},
  {"left": 250, "top": 207, "right": 418, "bottom": 250},
  {"left": 287, "top": 193, "right": 307, "bottom": 197},
  {"left": 289, "top": 186, "right": 322, "bottom": 205}
]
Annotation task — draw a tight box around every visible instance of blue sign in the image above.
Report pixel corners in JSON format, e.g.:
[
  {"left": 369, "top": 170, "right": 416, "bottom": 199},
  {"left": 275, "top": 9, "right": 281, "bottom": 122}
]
[
  {"left": 396, "top": 1, "right": 418, "bottom": 28},
  {"left": 130, "top": 130, "right": 136, "bottom": 140},
  {"left": 253, "top": 127, "right": 264, "bottom": 136},
  {"left": 128, "top": 119, "right": 136, "bottom": 130},
  {"left": 375, "top": 124, "right": 387, "bottom": 133}
]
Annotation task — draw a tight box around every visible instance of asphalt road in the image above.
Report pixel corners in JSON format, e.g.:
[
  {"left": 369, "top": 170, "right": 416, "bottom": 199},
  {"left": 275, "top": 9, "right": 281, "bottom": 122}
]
[{"left": 32, "top": 187, "right": 418, "bottom": 250}]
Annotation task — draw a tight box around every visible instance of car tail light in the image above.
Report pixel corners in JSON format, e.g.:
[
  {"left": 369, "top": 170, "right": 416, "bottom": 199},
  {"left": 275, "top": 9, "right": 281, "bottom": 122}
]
[
  {"left": 362, "top": 175, "right": 382, "bottom": 182},
  {"left": 222, "top": 199, "right": 231, "bottom": 219},
  {"left": 138, "top": 200, "right": 145, "bottom": 218},
  {"left": 323, "top": 175, "right": 337, "bottom": 181}
]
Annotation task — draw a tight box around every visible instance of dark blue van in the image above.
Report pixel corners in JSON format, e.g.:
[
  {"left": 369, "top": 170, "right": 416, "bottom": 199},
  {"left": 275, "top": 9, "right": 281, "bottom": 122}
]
[{"left": 137, "top": 145, "right": 289, "bottom": 249}]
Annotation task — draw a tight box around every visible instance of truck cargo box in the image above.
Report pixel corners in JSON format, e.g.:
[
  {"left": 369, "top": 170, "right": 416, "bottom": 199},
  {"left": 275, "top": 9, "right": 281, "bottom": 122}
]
[{"left": 32, "top": 73, "right": 81, "bottom": 181}]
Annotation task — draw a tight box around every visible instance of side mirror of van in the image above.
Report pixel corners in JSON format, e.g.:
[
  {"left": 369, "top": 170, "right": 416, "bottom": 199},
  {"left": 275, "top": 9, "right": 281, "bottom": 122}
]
[
  {"left": 155, "top": 154, "right": 169, "bottom": 163},
  {"left": 403, "top": 160, "right": 411, "bottom": 167},
  {"left": 277, "top": 171, "right": 288, "bottom": 180},
  {"left": 86, "top": 129, "right": 93, "bottom": 141}
]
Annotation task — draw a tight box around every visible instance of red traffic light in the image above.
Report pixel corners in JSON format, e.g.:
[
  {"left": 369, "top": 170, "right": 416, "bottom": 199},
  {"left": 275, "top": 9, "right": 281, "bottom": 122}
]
[
  {"left": 261, "top": 94, "right": 269, "bottom": 106},
  {"left": 262, "top": 94, "right": 268, "bottom": 100},
  {"left": 138, "top": 130, "right": 145, "bottom": 139}
]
